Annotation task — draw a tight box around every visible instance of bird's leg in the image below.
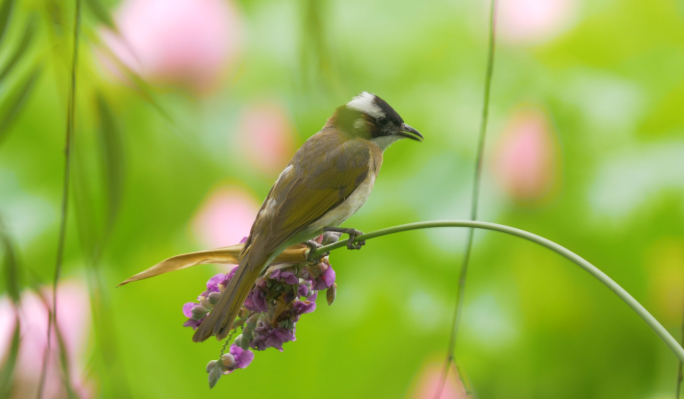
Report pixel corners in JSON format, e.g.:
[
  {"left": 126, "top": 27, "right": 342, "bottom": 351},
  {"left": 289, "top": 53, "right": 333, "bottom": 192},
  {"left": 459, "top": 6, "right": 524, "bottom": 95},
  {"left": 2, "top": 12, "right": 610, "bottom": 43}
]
[
  {"left": 304, "top": 240, "right": 328, "bottom": 263},
  {"left": 322, "top": 227, "right": 365, "bottom": 250}
]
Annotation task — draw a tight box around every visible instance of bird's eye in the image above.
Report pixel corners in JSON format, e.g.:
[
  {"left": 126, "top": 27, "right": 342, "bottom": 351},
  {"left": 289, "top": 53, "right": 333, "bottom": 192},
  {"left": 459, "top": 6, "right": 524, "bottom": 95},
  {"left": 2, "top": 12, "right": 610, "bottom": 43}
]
[{"left": 377, "top": 116, "right": 387, "bottom": 125}]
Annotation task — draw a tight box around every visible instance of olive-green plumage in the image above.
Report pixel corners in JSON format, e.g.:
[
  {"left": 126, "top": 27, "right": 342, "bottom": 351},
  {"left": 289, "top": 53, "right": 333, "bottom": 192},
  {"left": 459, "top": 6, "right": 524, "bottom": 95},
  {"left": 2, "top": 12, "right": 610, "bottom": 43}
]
[{"left": 192, "top": 92, "right": 421, "bottom": 342}]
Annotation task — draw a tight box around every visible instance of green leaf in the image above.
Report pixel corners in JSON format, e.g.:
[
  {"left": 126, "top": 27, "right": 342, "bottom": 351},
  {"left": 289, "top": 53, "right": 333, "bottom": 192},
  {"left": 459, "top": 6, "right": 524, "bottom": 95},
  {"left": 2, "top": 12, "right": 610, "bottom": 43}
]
[
  {"left": 0, "top": 0, "right": 16, "bottom": 47},
  {"left": 96, "top": 93, "right": 124, "bottom": 232},
  {"left": 0, "top": 14, "right": 37, "bottom": 84},
  {"left": 45, "top": 0, "right": 65, "bottom": 34},
  {"left": 54, "top": 320, "right": 77, "bottom": 399},
  {"left": 0, "top": 65, "right": 41, "bottom": 145},
  {"left": 208, "top": 362, "right": 222, "bottom": 388},
  {"left": 84, "top": 0, "right": 114, "bottom": 29},
  {"left": 0, "top": 222, "right": 20, "bottom": 304},
  {"left": 96, "top": 45, "right": 175, "bottom": 124},
  {"left": 0, "top": 316, "right": 21, "bottom": 397}
]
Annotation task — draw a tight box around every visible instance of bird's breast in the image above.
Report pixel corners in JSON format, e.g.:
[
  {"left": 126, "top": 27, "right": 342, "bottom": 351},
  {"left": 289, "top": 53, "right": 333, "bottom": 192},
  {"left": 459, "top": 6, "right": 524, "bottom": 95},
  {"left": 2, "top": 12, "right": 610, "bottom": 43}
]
[{"left": 308, "top": 173, "right": 376, "bottom": 232}]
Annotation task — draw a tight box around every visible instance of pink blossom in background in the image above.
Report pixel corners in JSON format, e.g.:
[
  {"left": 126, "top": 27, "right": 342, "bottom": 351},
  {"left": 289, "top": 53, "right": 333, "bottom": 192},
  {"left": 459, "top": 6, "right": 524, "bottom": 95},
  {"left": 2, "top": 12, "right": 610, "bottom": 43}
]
[
  {"left": 0, "top": 280, "right": 92, "bottom": 399},
  {"left": 493, "top": 108, "right": 558, "bottom": 201},
  {"left": 411, "top": 362, "right": 467, "bottom": 399},
  {"left": 192, "top": 186, "right": 260, "bottom": 248},
  {"left": 99, "top": 0, "right": 241, "bottom": 93},
  {"left": 239, "top": 103, "right": 295, "bottom": 175},
  {"left": 497, "top": 0, "right": 578, "bottom": 44}
]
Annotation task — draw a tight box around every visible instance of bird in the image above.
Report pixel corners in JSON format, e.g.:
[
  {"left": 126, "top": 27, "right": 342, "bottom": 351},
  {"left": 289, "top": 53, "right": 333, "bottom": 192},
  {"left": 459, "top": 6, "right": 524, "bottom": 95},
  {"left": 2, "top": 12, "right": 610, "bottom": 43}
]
[{"left": 193, "top": 92, "right": 423, "bottom": 342}]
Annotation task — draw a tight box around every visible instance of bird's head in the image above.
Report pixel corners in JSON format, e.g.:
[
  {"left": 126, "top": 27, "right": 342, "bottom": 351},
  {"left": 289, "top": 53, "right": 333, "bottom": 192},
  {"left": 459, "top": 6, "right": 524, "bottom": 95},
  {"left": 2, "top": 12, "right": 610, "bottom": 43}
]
[{"left": 327, "top": 92, "right": 423, "bottom": 150}]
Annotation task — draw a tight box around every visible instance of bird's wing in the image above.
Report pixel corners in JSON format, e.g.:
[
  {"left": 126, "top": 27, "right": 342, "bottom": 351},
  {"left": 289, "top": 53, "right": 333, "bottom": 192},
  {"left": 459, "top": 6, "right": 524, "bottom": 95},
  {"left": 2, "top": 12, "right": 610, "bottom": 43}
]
[
  {"left": 195, "top": 132, "right": 376, "bottom": 342},
  {"left": 258, "top": 132, "right": 375, "bottom": 254}
]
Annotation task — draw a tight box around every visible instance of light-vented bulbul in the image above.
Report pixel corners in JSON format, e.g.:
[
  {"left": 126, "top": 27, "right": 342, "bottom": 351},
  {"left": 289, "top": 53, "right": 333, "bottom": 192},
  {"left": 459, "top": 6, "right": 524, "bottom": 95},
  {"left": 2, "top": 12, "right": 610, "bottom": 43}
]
[{"left": 194, "top": 92, "right": 423, "bottom": 342}]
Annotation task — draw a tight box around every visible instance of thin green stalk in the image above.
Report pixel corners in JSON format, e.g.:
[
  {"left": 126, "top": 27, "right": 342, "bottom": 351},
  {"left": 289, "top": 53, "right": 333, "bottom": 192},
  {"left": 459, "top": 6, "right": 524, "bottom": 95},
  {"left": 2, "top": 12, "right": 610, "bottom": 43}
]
[
  {"left": 437, "top": 0, "right": 497, "bottom": 395},
  {"left": 678, "top": 354, "right": 682, "bottom": 398},
  {"left": 37, "top": 1, "right": 81, "bottom": 398},
  {"left": 677, "top": 298, "right": 684, "bottom": 398},
  {"left": 311, "top": 220, "right": 684, "bottom": 363}
]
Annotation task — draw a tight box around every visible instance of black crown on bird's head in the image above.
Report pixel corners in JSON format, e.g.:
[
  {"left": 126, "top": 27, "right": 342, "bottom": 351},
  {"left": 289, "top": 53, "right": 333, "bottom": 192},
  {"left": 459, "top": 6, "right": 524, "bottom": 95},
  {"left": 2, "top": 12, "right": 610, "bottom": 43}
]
[{"left": 327, "top": 92, "right": 423, "bottom": 149}]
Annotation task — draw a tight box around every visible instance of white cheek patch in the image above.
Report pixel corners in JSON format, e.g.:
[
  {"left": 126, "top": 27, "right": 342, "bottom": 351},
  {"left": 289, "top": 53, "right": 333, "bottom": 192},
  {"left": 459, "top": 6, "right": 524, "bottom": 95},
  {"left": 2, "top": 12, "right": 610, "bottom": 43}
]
[
  {"left": 372, "top": 135, "right": 402, "bottom": 151},
  {"left": 346, "top": 92, "right": 384, "bottom": 119},
  {"left": 353, "top": 119, "right": 366, "bottom": 130}
]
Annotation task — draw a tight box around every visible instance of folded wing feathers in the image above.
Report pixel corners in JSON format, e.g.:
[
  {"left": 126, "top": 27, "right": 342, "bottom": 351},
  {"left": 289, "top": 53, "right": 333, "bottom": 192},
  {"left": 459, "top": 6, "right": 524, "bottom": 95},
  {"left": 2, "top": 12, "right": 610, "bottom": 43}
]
[{"left": 117, "top": 244, "right": 309, "bottom": 287}]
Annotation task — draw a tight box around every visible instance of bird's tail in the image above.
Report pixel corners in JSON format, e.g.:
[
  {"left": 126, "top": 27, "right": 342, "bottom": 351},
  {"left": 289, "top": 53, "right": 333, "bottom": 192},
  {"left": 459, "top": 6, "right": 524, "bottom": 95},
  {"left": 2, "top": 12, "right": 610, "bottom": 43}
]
[{"left": 192, "top": 245, "right": 270, "bottom": 342}]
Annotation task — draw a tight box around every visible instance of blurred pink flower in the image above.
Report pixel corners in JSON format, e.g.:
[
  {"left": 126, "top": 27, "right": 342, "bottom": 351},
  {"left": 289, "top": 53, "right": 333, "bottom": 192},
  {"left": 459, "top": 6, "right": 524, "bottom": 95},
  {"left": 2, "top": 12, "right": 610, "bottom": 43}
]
[
  {"left": 0, "top": 280, "right": 92, "bottom": 399},
  {"left": 498, "top": 0, "right": 578, "bottom": 44},
  {"left": 411, "top": 362, "right": 467, "bottom": 399},
  {"left": 493, "top": 108, "right": 558, "bottom": 201},
  {"left": 192, "top": 186, "right": 259, "bottom": 248},
  {"left": 239, "top": 103, "right": 295, "bottom": 175},
  {"left": 100, "top": 0, "right": 241, "bottom": 93}
]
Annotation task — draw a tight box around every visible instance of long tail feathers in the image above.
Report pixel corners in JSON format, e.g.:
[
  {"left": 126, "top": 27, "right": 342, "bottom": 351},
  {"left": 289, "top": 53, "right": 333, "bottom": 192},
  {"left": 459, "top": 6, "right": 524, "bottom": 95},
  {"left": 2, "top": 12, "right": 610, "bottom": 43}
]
[{"left": 192, "top": 249, "right": 269, "bottom": 342}]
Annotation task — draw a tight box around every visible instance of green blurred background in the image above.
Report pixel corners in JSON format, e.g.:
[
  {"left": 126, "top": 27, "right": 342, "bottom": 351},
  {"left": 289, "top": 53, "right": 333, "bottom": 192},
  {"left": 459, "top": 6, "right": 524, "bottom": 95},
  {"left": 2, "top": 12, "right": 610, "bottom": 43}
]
[{"left": 1, "top": 0, "right": 684, "bottom": 398}]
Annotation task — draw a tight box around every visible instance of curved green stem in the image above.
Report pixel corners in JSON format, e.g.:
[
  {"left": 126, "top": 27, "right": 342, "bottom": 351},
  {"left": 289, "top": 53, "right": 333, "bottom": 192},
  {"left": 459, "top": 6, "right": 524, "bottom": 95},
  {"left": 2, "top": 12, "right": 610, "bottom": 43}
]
[{"left": 312, "top": 220, "right": 684, "bottom": 362}]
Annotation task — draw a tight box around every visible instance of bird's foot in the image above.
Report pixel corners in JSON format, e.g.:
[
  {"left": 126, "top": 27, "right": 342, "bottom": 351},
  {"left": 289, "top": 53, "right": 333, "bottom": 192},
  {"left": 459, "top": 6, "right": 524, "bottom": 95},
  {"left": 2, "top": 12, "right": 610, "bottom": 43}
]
[
  {"left": 322, "top": 227, "right": 365, "bottom": 250},
  {"left": 304, "top": 240, "right": 328, "bottom": 262},
  {"left": 304, "top": 240, "right": 321, "bottom": 250}
]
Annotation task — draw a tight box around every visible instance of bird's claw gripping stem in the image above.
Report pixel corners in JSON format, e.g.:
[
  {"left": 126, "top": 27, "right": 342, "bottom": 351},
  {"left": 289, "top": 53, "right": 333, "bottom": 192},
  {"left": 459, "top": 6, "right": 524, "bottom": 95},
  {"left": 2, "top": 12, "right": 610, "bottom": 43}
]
[
  {"left": 304, "top": 240, "right": 328, "bottom": 262},
  {"left": 322, "top": 227, "right": 365, "bottom": 250}
]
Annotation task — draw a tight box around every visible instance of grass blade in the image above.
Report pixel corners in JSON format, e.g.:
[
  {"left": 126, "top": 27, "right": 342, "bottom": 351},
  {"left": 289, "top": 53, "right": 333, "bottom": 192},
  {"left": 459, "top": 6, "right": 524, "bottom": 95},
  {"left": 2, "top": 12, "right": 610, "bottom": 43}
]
[
  {"left": 0, "top": 217, "right": 22, "bottom": 396},
  {"left": 38, "top": 0, "right": 81, "bottom": 397},
  {"left": 0, "top": 0, "right": 15, "bottom": 47},
  {"left": 0, "top": 315, "right": 21, "bottom": 397},
  {"left": 0, "top": 65, "right": 42, "bottom": 145},
  {"left": 54, "top": 319, "right": 78, "bottom": 399},
  {"left": 35, "top": 291, "right": 78, "bottom": 399},
  {"left": 84, "top": 0, "right": 114, "bottom": 29},
  {"left": 95, "top": 44, "right": 175, "bottom": 124},
  {"left": 70, "top": 94, "right": 131, "bottom": 397},
  {"left": 45, "top": 0, "right": 65, "bottom": 35},
  {"left": 677, "top": 301, "right": 684, "bottom": 398},
  {"left": 95, "top": 93, "right": 124, "bottom": 232},
  {"left": 87, "top": 270, "right": 133, "bottom": 398},
  {"left": 0, "top": 216, "right": 21, "bottom": 304},
  {"left": 435, "top": 1, "right": 498, "bottom": 397},
  {"left": 0, "top": 14, "right": 38, "bottom": 83},
  {"left": 0, "top": 216, "right": 21, "bottom": 397}
]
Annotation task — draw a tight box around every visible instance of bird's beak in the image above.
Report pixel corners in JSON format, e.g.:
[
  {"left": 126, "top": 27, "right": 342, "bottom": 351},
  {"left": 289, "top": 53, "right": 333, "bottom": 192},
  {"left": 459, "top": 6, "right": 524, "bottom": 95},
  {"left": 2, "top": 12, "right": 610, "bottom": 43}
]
[{"left": 397, "top": 123, "right": 424, "bottom": 142}]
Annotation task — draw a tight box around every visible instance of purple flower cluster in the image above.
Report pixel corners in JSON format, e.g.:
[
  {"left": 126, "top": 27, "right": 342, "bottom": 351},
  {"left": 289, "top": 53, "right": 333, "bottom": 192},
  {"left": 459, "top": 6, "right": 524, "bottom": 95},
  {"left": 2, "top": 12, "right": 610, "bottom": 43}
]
[
  {"left": 234, "top": 257, "right": 335, "bottom": 352},
  {"left": 206, "top": 344, "right": 255, "bottom": 387},
  {"left": 183, "top": 246, "right": 338, "bottom": 386},
  {"left": 182, "top": 267, "right": 237, "bottom": 330}
]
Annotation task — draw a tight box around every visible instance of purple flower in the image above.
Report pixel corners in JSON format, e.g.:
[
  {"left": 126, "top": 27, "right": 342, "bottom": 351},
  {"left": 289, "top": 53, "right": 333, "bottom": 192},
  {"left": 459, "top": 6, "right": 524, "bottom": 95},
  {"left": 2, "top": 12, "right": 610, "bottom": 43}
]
[
  {"left": 263, "top": 327, "right": 296, "bottom": 352},
  {"left": 183, "top": 301, "right": 209, "bottom": 329},
  {"left": 292, "top": 300, "right": 316, "bottom": 316},
  {"left": 312, "top": 264, "right": 336, "bottom": 290},
  {"left": 249, "top": 318, "right": 296, "bottom": 352},
  {"left": 244, "top": 287, "right": 268, "bottom": 313},
  {"left": 186, "top": 249, "right": 339, "bottom": 385},
  {"left": 298, "top": 282, "right": 312, "bottom": 298},
  {"left": 270, "top": 269, "right": 298, "bottom": 285},
  {"left": 206, "top": 273, "right": 226, "bottom": 293},
  {"left": 308, "top": 291, "right": 318, "bottom": 303},
  {"left": 183, "top": 302, "right": 199, "bottom": 318},
  {"left": 183, "top": 318, "right": 203, "bottom": 329},
  {"left": 229, "top": 344, "right": 254, "bottom": 369}
]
